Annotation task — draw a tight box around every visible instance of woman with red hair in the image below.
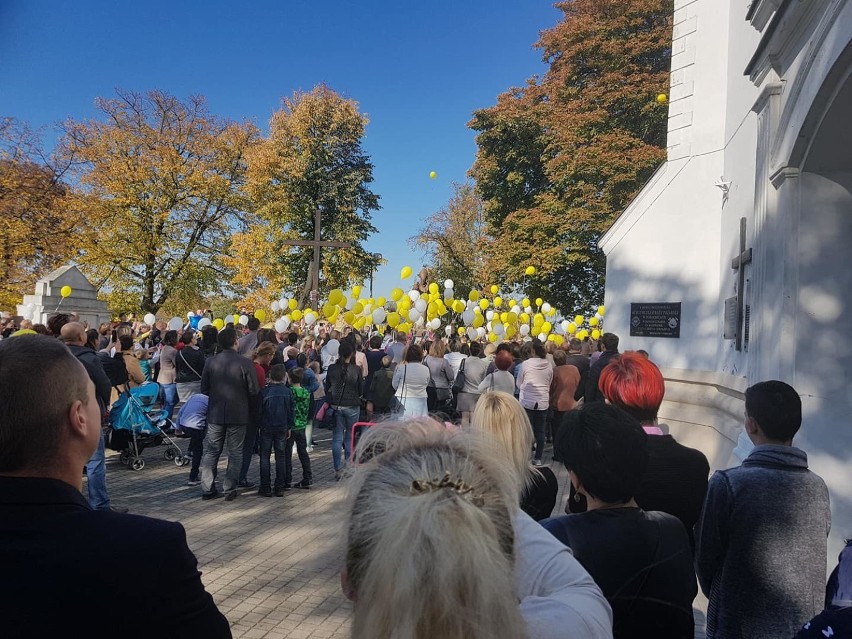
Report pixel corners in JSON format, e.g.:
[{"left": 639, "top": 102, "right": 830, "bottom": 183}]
[{"left": 570, "top": 352, "right": 710, "bottom": 550}]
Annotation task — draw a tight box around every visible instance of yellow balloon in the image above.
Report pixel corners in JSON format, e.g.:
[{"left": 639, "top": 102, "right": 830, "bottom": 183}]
[
  {"left": 429, "top": 171, "right": 437, "bottom": 179},
  {"left": 591, "top": 329, "right": 601, "bottom": 340},
  {"left": 329, "top": 289, "right": 344, "bottom": 305},
  {"left": 376, "top": 296, "right": 387, "bottom": 307},
  {"left": 533, "top": 314, "right": 544, "bottom": 326},
  {"left": 212, "top": 318, "right": 224, "bottom": 330},
  {"left": 567, "top": 322, "right": 577, "bottom": 334},
  {"left": 352, "top": 302, "right": 364, "bottom": 315},
  {"left": 589, "top": 317, "right": 599, "bottom": 327},
  {"left": 291, "top": 309, "right": 303, "bottom": 321},
  {"left": 322, "top": 303, "right": 336, "bottom": 318},
  {"left": 522, "top": 298, "right": 530, "bottom": 308},
  {"left": 343, "top": 311, "right": 356, "bottom": 325},
  {"left": 390, "top": 288, "right": 404, "bottom": 302},
  {"left": 387, "top": 312, "right": 400, "bottom": 327},
  {"left": 352, "top": 285, "right": 362, "bottom": 298},
  {"left": 327, "top": 310, "right": 339, "bottom": 323},
  {"left": 508, "top": 299, "right": 517, "bottom": 308},
  {"left": 288, "top": 299, "right": 298, "bottom": 310},
  {"left": 468, "top": 290, "right": 480, "bottom": 302},
  {"left": 574, "top": 315, "right": 584, "bottom": 326},
  {"left": 401, "top": 266, "right": 413, "bottom": 279},
  {"left": 398, "top": 298, "right": 411, "bottom": 312},
  {"left": 507, "top": 311, "right": 518, "bottom": 324},
  {"left": 452, "top": 300, "right": 465, "bottom": 314},
  {"left": 598, "top": 305, "right": 606, "bottom": 317},
  {"left": 493, "top": 296, "right": 503, "bottom": 308},
  {"left": 520, "top": 312, "right": 530, "bottom": 324},
  {"left": 541, "top": 321, "right": 552, "bottom": 334},
  {"left": 458, "top": 327, "right": 466, "bottom": 336},
  {"left": 525, "top": 266, "right": 536, "bottom": 276},
  {"left": 547, "top": 307, "right": 557, "bottom": 316},
  {"left": 534, "top": 298, "right": 542, "bottom": 307},
  {"left": 398, "top": 322, "right": 411, "bottom": 334},
  {"left": 656, "top": 93, "right": 668, "bottom": 104},
  {"left": 60, "top": 285, "right": 72, "bottom": 298},
  {"left": 490, "top": 285, "right": 499, "bottom": 294},
  {"left": 505, "top": 325, "right": 516, "bottom": 338},
  {"left": 473, "top": 315, "right": 485, "bottom": 328},
  {"left": 547, "top": 333, "right": 556, "bottom": 342},
  {"left": 488, "top": 332, "right": 498, "bottom": 343},
  {"left": 500, "top": 312, "right": 508, "bottom": 324},
  {"left": 479, "top": 298, "right": 489, "bottom": 310},
  {"left": 429, "top": 282, "right": 439, "bottom": 294},
  {"left": 354, "top": 317, "right": 366, "bottom": 330}
]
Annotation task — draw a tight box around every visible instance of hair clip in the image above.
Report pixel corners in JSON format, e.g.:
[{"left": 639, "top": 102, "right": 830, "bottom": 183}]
[{"left": 411, "top": 471, "right": 485, "bottom": 507}]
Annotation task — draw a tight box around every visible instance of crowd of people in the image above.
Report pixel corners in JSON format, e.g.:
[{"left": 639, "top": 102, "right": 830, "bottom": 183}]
[{"left": 0, "top": 310, "right": 848, "bottom": 638}]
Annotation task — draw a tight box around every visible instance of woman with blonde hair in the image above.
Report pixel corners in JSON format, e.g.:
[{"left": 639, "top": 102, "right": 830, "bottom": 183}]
[
  {"left": 344, "top": 419, "right": 613, "bottom": 639},
  {"left": 471, "top": 391, "right": 558, "bottom": 521}
]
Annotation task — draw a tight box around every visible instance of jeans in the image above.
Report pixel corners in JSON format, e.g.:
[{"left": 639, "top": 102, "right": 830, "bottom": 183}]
[
  {"left": 200, "top": 422, "right": 247, "bottom": 495},
  {"left": 239, "top": 425, "right": 259, "bottom": 483},
  {"left": 85, "top": 430, "right": 110, "bottom": 510},
  {"left": 259, "top": 428, "right": 288, "bottom": 491},
  {"left": 309, "top": 397, "right": 324, "bottom": 446},
  {"left": 187, "top": 428, "right": 205, "bottom": 481},
  {"left": 285, "top": 429, "right": 312, "bottom": 484},
  {"left": 161, "top": 383, "right": 178, "bottom": 422},
  {"left": 526, "top": 408, "right": 547, "bottom": 462},
  {"left": 332, "top": 405, "right": 360, "bottom": 470},
  {"left": 402, "top": 396, "right": 428, "bottom": 418}
]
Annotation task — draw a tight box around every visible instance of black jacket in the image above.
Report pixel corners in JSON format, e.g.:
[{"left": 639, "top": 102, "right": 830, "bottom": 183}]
[
  {"left": 565, "top": 353, "right": 591, "bottom": 401},
  {"left": 584, "top": 350, "right": 619, "bottom": 403},
  {"left": 175, "top": 345, "right": 206, "bottom": 383},
  {"left": 324, "top": 361, "right": 363, "bottom": 407},
  {"left": 68, "top": 344, "right": 112, "bottom": 409},
  {"left": 0, "top": 476, "right": 231, "bottom": 638},
  {"left": 200, "top": 348, "right": 260, "bottom": 425}
]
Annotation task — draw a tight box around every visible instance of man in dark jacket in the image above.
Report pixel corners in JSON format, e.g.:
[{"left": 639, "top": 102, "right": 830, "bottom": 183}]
[
  {"left": 0, "top": 335, "right": 230, "bottom": 638},
  {"left": 60, "top": 321, "right": 122, "bottom": 512},
  {"left": 200, "top": 327, "right": 260, "bottom": 501},
  {"left": 584, "top": 332, "right": 620, "bottom": 403},
  {"left": 565, "top": 338, "right": 591, "bottom": 401}
]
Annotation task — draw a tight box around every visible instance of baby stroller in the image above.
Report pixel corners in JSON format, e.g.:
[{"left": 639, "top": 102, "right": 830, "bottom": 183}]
[{"left": 107, "top": 382, "right": 187, "bottom": 471}]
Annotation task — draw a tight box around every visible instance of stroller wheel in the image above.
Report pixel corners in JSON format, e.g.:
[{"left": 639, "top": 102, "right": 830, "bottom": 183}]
[
  {"left": 131, "top": 458, "right": 145, "bottom": 471},
  {"left": 164, "top": 448, "right": 176, "bottom": 460},
  {"left": 174, "top": 455, "right": 186, "bottom": 467},
  {"left": 119, "top": 451, "right": 130, "bottom": 465}
]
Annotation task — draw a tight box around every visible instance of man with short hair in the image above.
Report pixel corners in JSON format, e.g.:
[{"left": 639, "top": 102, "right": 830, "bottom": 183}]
[
  {"left": 236, "top": 316, "right": 261, "bottom": 356},
  {"left": 565, "top": 338, "right": 591, "bottom": 401},
  {"left": 385, "top": 330, "right": 407, "bottom": 369},
  {"left": 584, "top": 332, "right": 619, "bottom": 403},
  {"left": 0, "top": 335, "right": 230, "bottom": 637},
  {"left": 695, "top": 380, "right": 831, "bottom": 638},
  {"left": 59, "top": 322, "right": 122, "bottom": 512},
  {"left": 200, "top": 328, "right": 260, "bottom": 501}
]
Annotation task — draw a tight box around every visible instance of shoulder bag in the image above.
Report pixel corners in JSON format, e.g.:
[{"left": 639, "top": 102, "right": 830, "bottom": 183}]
[{"left": 452, "top": 358, "right": 467, "bottom": 394}]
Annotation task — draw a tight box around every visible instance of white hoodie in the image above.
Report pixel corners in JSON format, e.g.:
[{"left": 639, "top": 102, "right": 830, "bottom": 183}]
[{"left": 517, "top": 357, "right": 554, "bottom": 410}]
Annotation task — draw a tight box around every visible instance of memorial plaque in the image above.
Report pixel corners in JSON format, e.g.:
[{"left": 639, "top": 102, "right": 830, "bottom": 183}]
[
  {"left": 724, "top": 296, "right": 738, "bottom": 340},
  {"left": 629, "top": 302, "right": 682, "bottom": 338}
]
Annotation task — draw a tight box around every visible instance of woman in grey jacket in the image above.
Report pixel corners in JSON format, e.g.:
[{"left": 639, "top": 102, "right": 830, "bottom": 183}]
[
  {"left": 424, "top": 339, "right": 454, "bottom": 411},
  {"left": 325, "top": 342, "right": 363, "bottom": 479}
]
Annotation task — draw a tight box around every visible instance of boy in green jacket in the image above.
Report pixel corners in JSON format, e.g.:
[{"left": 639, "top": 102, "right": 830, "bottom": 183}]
[{"left": 285, "top": 367, "right": 313, "bottom": 489}]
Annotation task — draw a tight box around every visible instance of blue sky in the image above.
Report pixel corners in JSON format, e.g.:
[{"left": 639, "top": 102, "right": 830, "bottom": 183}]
[{"left": 0, "top": 0, "right": 560, "bottom": 298}]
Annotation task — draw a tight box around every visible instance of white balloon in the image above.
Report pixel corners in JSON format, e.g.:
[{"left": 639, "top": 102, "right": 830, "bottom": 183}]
[
  {"left": 476, "top": 327, "right": 486, "bottom": 338},
  {"left": 168, "top": 317, "right": 183, "bottom": 330},
  {"left": 408, "top": 290, "right": 421, "bottom": 302},
  {"left": 485, "top": 310, "right": 494, "bottom": 321},
  {"left": 271, "top": 301, "right": 280, "bottom": 312},
  {"left": 414, "top": 299, "right": 427, "bottom": 313},
  {"left": 415, "top": 317, "right": 425, "bottom": 327},
  {"left": 444, "top": 279, "right": 454, "bottom": 289},
  {"left": 542, "top": 303, "right": 552, "bottom": 313},
  {"left": 493, "top": 322, "right": 505, "bottom": 336},
  {"left": 304, "top": 312, "right": 317, "bottom": 326},
  {"left": 561, "top": 320, "right": 570, "bottom": 333},
  {"left": 538, "top": 333, "right": 547, "bottom": 342},
  {"left": 444, "top": 326, "right": 453, "bottom": 336},
  {"left": 467, "top": 327, "right": 478, "bottom": 340},
  {"left": 238, "top": 315, "right": 249, "bottom": 326},
  {"left": 187, "top": 311, "right": 196, "bottom": 318},
  {"left": 519, "top": 324, "right": 531, "bottom": 336},
  {"left": 525, "top": 306, "right": 533, "bottom": 314},
  {"left": 224, "top": 314, "right": 235, "bottom": 324},
  {"left": 429, "top": 318, "right": 441, "bottom": 330},
  {"left": 326, "top": 340, "right": 339, "bottom": 357},
  {"left": 143, "top": 313, "right": 156, "bottom": 325},
  {"left": 197, "top": 318, "right": 212, "bottom": 329},
  {"left": 279, "top": 298, "right": 287, "bottom": 310},
  {"left": 462, "top": 310, "right": 475, "bottom": 325},
  {"left": 595, "top": 312, "right": 602, "bottom": 320},
  {"left": 274, "top": 318, "right": 289, "bottom": 333},
  {"left": 443, "top": 288, "right": 453, "bottom": 300},
  {"left": 408, "top": 309, "right": 421, "bottom": 323},
  {"left": 511, "top": 305, "right": 521, "bottom": 314},
  {"left": 372, "top": 308, "right": 387, "bottom": 325}
]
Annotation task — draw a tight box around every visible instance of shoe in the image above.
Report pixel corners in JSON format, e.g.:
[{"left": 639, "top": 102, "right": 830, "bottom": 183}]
[
  {"left": 335, "top": 469, "right": 343, "bottom": 481},
  {"left": 224, "top": 490, "right": 238, "bottom": 502},
  {"left": 274, "top": 488, "right": 286, "bottom": 497},
  {"left": 532, "top": 459, "right": 543, "bottom": 467},
  {"left": 106, "top": 505, "right": 128, "bottom": 513},
  {"left": 282, "top": 483, "right": 292, "bottom": 491},
  {"left": 238, "top": 480, "right": 256, "bottom": 488},
  {"left": 257, "top": 489, "right": 273, "bottom": 497},
  {"left": 187, "top": 479, "right": 201, "bottom": 486},
  {"left": 295, "top": 480, "right": 312, "bottom": 490},
  {"left": 306, "top": 446, "right": 314, "bottom": 453},
  {"left": 202, "top": 491, "right": 222, "bottom": 501}
]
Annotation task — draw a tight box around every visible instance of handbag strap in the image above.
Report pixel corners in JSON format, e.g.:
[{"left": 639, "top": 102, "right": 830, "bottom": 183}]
[
  {"left": 179, "top": 349, "right": 202, "bottom": 380},
  {"left": 401, "top": 364, "right": 408, "bottom": 403},
  {"left": 335, "top": 363, "right": 348, "bottom": 407}
]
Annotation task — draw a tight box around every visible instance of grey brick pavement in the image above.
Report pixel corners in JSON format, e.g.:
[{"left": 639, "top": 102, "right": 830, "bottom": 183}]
[{"left": 91, "top": 429, "right": 706, "bottom": 639}]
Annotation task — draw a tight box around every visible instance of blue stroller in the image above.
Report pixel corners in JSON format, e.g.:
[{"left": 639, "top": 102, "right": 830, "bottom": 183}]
[{"left": 107, "top": 382, "right": 187, "bottom": 471}]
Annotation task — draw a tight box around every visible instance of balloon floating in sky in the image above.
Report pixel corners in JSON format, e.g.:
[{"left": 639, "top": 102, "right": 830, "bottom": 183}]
[
  {"left": 429, "top": 171, "right": 437, "bottom": 179},
  {"left": 525, "top": 266, "right": 536, "bottom": 276},
  {"left": 400, "top": 265, "right": 413, "bottom": 279},
  {"left": 656, "top": 93, "right": 668, "bottom": 104},
  {"left": 60, "top": 286, "right": 72, "bottom": 298}
]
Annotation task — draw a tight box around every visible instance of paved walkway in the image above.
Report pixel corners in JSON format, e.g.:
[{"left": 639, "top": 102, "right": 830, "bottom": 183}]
[{"left": 92, "top": 428, "right": 706, "bottom": 639}]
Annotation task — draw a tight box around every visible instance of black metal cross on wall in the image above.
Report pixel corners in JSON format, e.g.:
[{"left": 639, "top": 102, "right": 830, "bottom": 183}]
[
  {"left": 731, "top": 217, "right": 753, "bottom": 351},
  {"left": 282, "top": 209, "right": 351, "bottom": 309}
]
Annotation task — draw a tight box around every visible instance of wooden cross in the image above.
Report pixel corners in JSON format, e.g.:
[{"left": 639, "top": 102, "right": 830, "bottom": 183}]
[
  {"left": 730, "top": 217, "right": 753, "bottom": 351},
  {"left": 282, "top": 209, "right": 351, "bottom": 308}
]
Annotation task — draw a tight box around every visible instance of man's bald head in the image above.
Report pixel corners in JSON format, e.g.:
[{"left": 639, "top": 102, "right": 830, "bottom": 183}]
[{"left": 60, "top": 322, "right": 87, "bottom": 346}]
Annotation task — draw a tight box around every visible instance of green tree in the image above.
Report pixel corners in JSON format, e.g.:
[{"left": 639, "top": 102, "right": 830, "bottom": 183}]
[
  {"left": 59, "top": 90, "right": 258, "bottom": 314},
  {"left": 230, "top": 85, "right": 380, "bottom": 308},
  {"left": 409, "top": 182, "right": 488, "bottom": 294},
  {"left": 470, "top": 0, "right": 673, "bottom": 313}
]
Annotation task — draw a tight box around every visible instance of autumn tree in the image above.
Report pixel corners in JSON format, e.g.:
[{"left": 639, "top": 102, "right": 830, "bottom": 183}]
[
  {"left": 58, "top": 90, "right": 258, "bottom": 314},
  {"left": 409, "top": 182, "right": 488, "bottom": 294},
  {"left": 470, "top": 0, "right": 673, "bottom": 312},
  {"left": 0, "top": 118, "right": 76, "bottom": 310},
  {"left": 228, "top": 85, "right": 380, "bottom": 308}
]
